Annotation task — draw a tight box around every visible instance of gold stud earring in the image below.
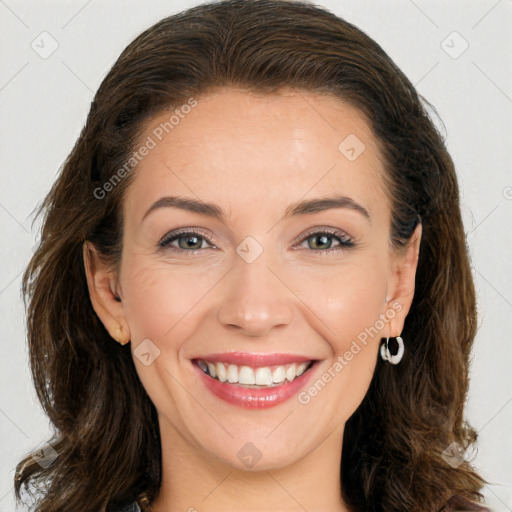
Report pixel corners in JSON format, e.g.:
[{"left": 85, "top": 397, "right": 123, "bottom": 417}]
[{"left": 116, "top": 325, "right": 130, "bottom": 345}]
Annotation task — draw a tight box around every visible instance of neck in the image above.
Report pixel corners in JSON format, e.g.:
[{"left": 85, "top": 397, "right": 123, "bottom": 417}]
[{"left": 148, "top": 418, "right": 351, "bottom": 512}]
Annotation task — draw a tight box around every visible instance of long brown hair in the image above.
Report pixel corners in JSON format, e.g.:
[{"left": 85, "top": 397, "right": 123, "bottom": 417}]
[{"left": 15, "top": 1, "right": 487, "bottom": 510}]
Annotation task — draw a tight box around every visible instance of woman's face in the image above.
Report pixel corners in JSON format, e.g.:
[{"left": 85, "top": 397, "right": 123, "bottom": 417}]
[{"left": 87, "top": 87, "right": 420, "bottom": 472}]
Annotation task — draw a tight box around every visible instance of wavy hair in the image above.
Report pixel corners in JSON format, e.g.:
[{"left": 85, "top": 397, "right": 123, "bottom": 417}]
[{"left": 15, "top": 0, "right": 487, "bottom": 510}]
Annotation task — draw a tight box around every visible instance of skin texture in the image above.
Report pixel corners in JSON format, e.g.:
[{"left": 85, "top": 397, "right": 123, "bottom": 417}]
[{"left": 84, "top": 88, "right": 422, "bottom": 512}]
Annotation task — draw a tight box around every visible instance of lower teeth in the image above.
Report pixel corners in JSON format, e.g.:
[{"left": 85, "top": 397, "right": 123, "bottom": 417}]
[{"left": 230, "top": 381, "right": 285, "bottom": 388}]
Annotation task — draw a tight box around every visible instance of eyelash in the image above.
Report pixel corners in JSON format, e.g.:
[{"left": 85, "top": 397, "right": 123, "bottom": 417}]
[{"left": 158, "top": 227, "right": 355, "bottom": 255}]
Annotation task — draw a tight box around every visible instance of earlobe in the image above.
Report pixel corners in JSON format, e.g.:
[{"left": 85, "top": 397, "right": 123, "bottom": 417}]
[{"left": 82, "top": 241, "right": 131, "bottom": 345}]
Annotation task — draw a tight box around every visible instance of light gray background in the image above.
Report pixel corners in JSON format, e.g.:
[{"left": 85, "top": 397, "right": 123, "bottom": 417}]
[{"left": 1, "top": 1, "right": 511, "bottom": 510}]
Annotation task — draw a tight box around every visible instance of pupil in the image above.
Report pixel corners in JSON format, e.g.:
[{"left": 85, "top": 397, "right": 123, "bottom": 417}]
[
  {"left": 181, "top": 235, "right": 200, "bottom": 249},
  {"left": 313, "top": 234, "right": 330, "bottom": 250}
]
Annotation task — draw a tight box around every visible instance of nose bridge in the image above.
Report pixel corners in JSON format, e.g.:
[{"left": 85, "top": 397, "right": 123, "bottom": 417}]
[{"left": 216, "top": 239, "right": 294, "bottom": 335}]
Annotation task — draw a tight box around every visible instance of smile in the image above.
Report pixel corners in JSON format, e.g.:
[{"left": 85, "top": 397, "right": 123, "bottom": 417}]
[
  {"left": 191, "top": 352, "right": 320, "bottom": 409},
  {"left": 195, "top": 359, "right": 314, "bottom": 388}
]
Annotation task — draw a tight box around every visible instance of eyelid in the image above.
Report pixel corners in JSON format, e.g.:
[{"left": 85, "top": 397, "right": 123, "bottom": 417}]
[
  {"left": 158, "top": 227, "right": 217, "bottom": 248},
  {"left": 295, "top": 226, "right": 353, "bottom": 244},
  {"left": 158, "top": 226, "right": 356, "bottom": 254},
  {"left": 293, "top": 227, "right": 355, "bottom": 252}
]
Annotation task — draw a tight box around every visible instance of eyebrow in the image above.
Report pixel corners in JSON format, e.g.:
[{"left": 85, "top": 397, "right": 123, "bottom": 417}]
[{"left": 141, "top": 194, "right": 370, "bottom": 223}]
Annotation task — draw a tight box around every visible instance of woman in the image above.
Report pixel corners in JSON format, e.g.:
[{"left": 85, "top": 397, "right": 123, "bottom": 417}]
[{"left": 14, "top": 0, "right": 490, "bottom": 511}]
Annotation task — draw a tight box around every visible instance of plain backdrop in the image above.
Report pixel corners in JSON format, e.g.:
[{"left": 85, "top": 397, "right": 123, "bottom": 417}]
[{"left": 1, "top": 0, "right": 511, "bottom": 510}]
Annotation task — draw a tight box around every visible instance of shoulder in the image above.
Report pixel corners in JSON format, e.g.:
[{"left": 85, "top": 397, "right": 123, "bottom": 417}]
[{"left": 445, "top": 494, "right": 490, "bottom": 511}]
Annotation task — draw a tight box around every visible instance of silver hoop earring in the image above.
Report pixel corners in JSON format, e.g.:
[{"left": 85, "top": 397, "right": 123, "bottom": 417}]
[{"left": 380, "top": 336, "right": 404, "bottom": 365}]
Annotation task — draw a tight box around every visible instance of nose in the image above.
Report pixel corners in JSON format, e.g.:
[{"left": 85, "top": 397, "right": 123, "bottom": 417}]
[{"left": 216, "top": 251, "right": 294, "bottom": 337}]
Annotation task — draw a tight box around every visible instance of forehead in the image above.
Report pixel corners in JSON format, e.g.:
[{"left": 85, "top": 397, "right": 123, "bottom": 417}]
[{"left": 124, "top": 87, "right": 388, "bottom": 225}]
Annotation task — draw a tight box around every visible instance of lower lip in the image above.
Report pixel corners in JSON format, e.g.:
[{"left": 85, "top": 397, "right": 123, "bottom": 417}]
[{"left": 193, "top": 360, "right": 318, "bottom": 409}]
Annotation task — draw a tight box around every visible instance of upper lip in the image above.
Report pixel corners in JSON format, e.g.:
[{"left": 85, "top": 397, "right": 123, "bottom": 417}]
[{"left": 193, "top": 352, "right": 317, "bottom": 367}]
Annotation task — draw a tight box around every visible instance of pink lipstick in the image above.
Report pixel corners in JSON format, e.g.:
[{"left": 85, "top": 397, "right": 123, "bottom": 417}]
[{"left": 191, "top": 352, "right": 319, "bottom": 409}]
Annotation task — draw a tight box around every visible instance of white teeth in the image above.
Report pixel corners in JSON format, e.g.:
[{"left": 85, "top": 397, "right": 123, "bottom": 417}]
[
  {"left": 285, "top": 364, "right": 296, "bottom": 382},
  {"left": 255, "top": 367, "right": 273, "bottom": 386},
  {"left": 198, "top": 359, "right": 313, "bottom": 387},
  {"left": 207, "top": 362, "right": 216, "bottom": 378},
  {"left": 227, "top": 364, "right": 238, "bottom": 383},
  {"left": 216, "top": 362, "right": 227, "bottom": 382},
  {"left": 272, "top": 366, "right": 286, "bottom": 384},
  {"left": 238, "top": 366, "right": 256, "bottom": 385},
  {"left": 296, "top": 362, "right": 308, "bottom": 376}
]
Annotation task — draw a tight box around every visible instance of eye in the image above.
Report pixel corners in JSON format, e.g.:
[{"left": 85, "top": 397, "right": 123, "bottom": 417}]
[
  {"left": 294, "top": 228, "right": 355, "bottom": 254},
  {"left": 159, "top": 229, "right": 216, "bottom": 254},
  {"left": 158, "top": 227, "right": 355, "bottom": 255}
]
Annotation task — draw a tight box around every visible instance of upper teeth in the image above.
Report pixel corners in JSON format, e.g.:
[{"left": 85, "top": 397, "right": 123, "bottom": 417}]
[{"left": 196, "top": 359, "right": 312, "bottom": 386}]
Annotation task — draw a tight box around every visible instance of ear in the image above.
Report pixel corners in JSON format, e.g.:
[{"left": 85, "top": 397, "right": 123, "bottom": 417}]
[
  {"left": 382, "top": 223, "right": 422, "bottom": 337},
  {"left": 82, "top": 240, "right": 131, "bottom": 345}
]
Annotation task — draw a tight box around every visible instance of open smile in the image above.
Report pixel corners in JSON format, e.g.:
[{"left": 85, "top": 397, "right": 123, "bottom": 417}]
[{"left": 191, "top": 352, "right": 320, "bottom": 408}]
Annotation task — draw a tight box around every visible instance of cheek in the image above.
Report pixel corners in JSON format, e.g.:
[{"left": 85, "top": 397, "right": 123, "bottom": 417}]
[
  {"left": 291, "top": 257, "right": 388, "bottom": 344},
  {"left": 120, "top": 245, "right": 390, "bottom": 354},
  {"left": 289, "top": 259, "right": 388, "bottom": 424},
  {"left": 119, "top": 254, "right": 221, "bottom": 344}
]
